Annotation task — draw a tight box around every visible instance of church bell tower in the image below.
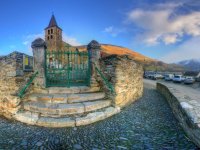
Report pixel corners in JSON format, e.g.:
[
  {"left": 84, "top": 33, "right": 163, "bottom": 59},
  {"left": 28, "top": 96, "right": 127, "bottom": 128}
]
[{"left": 45, "top": 14, "right": 62, "bottom": 51}]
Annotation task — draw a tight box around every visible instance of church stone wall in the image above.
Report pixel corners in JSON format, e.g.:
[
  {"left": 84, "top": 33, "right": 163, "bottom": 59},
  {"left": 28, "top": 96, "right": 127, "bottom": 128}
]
[{"left": 98, "top": 55, "right": 143, "bottom": 108}]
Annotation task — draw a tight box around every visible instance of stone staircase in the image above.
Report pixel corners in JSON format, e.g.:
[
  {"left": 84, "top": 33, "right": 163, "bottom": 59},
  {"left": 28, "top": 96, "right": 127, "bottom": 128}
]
[{"left": 14, "top": 86, "right": 120, "bottom": 127}]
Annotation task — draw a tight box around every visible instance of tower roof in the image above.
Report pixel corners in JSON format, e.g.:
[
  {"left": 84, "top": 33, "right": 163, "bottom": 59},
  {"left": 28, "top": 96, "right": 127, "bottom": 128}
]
[{"left": 45, "top": 14, "right": 62, "bottom": 30}]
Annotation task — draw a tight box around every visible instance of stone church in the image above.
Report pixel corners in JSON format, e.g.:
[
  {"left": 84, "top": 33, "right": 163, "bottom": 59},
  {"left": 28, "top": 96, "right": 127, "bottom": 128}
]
[{"left": 45, "top": 14, "right": 75, "bottom": 51}]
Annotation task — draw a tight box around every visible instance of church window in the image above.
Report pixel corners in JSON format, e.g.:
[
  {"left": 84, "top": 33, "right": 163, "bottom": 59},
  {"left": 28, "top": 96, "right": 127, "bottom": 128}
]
[
  {"left": 48, "top": 30, "right": 50, "bottom": 34},
  {"left": 51, "top": 35, "right": 53, "bottom": 39},
  {"left": 51, "top": 29, "right": 53, "bottom": 34}
]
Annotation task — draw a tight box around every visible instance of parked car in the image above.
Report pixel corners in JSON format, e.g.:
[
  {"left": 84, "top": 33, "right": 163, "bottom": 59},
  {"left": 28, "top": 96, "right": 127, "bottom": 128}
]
[
  {"left": 184, "top": 71, "right": 200, "bottom": 82},
  {"left": 165, "top": 74, "right": 174, "bottom": 81},
  {"left": 184, "top": 76, "right": 195, "bottom": 84},
  {"left": 173, "top": 75, "right": 184, "bottom": 83},
  {"left": 195, "top": 77, "right": 200, "bottom": 82},
  {"left": 147, "top": 74, "right": 154, "bottom": 79},
  {"left": 152, "top": 74, "right": 163, "bottom": 80},
  {"left": 182, "top": 76, "right": 186, "bottom": 81},
  {"left": 144, "top": 73, "right": 150, "bottom": 78}
]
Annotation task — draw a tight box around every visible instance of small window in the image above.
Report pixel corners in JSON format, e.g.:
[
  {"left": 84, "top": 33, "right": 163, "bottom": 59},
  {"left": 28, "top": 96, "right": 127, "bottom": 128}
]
[
  {"left": 51, "top": 35, "right": 53, "bottom": 39},
  {"left": 47, "top": 36, "right": 49, "bottom": 40},
  {"left": 48, "top": 30, "right": 50, "bottom": 34},
  {"left": 51, "top": 29, "right": 53, "bottom": 34}
]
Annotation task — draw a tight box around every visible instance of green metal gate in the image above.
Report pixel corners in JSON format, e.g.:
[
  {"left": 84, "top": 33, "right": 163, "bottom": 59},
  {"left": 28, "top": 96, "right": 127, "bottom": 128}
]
[{"left": 45, "top": 50, "right": 90, "bottom": 87}]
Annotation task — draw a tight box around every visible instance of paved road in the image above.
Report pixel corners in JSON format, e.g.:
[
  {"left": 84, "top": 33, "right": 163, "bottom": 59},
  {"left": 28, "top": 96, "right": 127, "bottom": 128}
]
[
  {"left": 0, "top": 82, "right": 198, "bottom": 149},
  {"left": 144, "top": 79, "right": 200, "bottom": 102},
  {"left": 143, "top": 79, "right": 157, "bottom": 87}
]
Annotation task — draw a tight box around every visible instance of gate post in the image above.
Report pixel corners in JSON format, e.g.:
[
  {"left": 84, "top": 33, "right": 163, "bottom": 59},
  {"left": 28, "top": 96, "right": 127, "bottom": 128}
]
[
  {"left": 87, "top": 40, "right": 101, "bottom": 85},
  {"left": 31, "top": 38, "right": 47, "bottom": 88}
]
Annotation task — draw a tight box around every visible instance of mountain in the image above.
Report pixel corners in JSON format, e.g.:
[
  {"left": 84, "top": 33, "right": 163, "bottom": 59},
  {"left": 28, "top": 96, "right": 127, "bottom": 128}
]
[
  {"left": 75, "top": 44, "right": 185, "bottom": 72},
  {"left": 177, "top": 59, "right": 200, "bottom": 71}
]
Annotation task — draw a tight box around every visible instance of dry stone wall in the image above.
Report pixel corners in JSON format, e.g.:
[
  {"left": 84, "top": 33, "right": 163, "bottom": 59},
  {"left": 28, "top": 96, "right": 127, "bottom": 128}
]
[
  {"left": 98, "top": 55, "right": 143, "bottom": 108},
  {"left": 157, "top": 83, "right": 200, "bottom": 147},
  {"left": 0, "top": 52, "right": 33, "bottom": 118}
]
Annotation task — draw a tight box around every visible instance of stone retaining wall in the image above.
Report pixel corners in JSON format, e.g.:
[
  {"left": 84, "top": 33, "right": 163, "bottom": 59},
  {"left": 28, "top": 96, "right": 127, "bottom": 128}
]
[
  {"left": 0, "top": 52, "right": 33, "bottom": 118},
  {"left": 98, "top": 55, "right": 143, "bottom": 108},
  {"left": 157, "top": 83, "right": 200, "bottom": 147}
]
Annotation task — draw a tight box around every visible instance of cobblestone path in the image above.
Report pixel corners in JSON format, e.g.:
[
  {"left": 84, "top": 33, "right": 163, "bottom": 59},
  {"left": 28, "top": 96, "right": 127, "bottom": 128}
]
[{"left": 0, "top": 83, "right": 198, "bottom": 149}]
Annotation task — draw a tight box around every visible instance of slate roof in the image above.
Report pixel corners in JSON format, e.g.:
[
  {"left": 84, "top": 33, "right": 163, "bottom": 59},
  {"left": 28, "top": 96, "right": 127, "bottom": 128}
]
[{"left": 45, "top": 15, "right": 62, "bottom": 30}]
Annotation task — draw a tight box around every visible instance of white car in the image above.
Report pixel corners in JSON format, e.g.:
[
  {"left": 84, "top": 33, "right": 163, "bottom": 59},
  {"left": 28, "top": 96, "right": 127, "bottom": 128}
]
[
  {"left": 147, "top": 74, "right": 154, "bottom": 79},
  {"left": 152, "top": 74, "right": 163, "bottom": 80},
  {"left": 184, "top": 77, "right": 195, "bottom": 84},
  {"left": 173, "top": 75, "right": 184, "bottom": 83},
  {"left": 165, "top": 74, "right": 174, "bottom": 81}
]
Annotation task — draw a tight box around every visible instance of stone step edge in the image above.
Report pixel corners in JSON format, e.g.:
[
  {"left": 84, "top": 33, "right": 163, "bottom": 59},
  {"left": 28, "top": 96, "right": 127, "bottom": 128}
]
[
  {"left": 28, "top": 92, "right": 106, "bottom": 104},
  {"left": 75, "top": 106, "right": 121, "bottom": 126},
  {"left": 36, "top": 104, "right": 115, "bottom": 118},
  {"left": 23, "top": 100, "right": 112, "bottom": 116},
  {"left": 13, "top": 107, "right": 121, "bottom": 127},
  {"left": 32, "top": 86, "right": 101, "bottom": 94}
]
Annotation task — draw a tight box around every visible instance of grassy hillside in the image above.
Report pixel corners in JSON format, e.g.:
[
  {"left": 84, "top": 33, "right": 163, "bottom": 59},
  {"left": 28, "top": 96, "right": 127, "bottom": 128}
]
[
  {"left": 77, "top": 44, "right": 153, "bottom": 61},
  {"left": 75, "top": 44, "right": 185, "bottom": 72}
]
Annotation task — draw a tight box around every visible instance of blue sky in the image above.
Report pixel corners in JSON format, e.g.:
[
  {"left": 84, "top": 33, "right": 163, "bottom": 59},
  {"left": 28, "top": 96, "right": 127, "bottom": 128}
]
[{"left": 0, "top": 0, "right": 200, "bottom": 63}]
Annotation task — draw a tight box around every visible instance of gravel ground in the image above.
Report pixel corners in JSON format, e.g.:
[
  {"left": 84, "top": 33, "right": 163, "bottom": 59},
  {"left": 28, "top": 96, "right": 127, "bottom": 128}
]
[{"left": 0, "top": 83, "right": 198, "bottom": 150}]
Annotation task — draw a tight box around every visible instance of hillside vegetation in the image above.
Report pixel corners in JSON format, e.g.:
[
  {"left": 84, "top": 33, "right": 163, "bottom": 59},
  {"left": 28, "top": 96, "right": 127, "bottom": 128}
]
[{"left": 76, "top": 44, "right": 185, "bottom": 72}]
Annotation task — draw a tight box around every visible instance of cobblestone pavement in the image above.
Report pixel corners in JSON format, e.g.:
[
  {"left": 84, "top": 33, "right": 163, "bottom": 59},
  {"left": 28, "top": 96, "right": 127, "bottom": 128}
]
[{"left": 0, "top": 83, "right": 198, "bottom": 150}]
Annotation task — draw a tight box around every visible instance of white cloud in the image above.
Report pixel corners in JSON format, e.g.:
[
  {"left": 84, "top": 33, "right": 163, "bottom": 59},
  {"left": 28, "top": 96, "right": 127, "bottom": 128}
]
[
  {"left": 23, "top": 32, "right": 81, "bottom": 52},
  {"left": 62, "top": 33, "right": 81, "bottom": 46},
  {"left": 161, "top": 34, "right": 180, "bottom": 44},
  {"left": 23, "top": 41, "right": 29, "bottom": 46},
  {"left": 22, "top": 33, "right": 44, "bottom": 52},
  {"left": 23, "top": 33, "right": 44, "bottom": 44},
  {"left": 161, "top": 37, "right": 200, "bottom": 63},
  {"left": 103, "top": 26, "right": 124, "bottom": 37},
  {"left": 127, "top": 3, "right": 200, "bottom": 45}
]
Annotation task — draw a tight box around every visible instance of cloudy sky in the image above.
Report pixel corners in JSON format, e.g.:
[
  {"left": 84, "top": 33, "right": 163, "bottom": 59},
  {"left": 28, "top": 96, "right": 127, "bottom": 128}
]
[{"left": 0, "top": 0, "right": 200, "bottom": 63}]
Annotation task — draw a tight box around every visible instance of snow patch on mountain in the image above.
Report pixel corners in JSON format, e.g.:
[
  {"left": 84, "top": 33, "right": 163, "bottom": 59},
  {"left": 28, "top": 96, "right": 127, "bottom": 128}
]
[{"left": 177, "top": 59, "right": 200, "bottom": 71}]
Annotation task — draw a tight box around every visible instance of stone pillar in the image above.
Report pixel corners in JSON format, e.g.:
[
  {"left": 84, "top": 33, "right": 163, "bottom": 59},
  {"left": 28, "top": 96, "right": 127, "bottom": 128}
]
[
  {"left": 87, "top": 40, "right": 101, "bottom": 87},
  {"left": 31, "top": 38, "right": 47, "bottom": 88},
  {"left": 87, "top": 40, "right": 101, "bottom": 74}
]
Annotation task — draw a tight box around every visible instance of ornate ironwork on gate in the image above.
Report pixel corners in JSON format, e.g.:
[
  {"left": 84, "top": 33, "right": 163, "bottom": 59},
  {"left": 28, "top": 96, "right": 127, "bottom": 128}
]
[{"left": 45, "top": 49, "right": 90, "bottom": 87}]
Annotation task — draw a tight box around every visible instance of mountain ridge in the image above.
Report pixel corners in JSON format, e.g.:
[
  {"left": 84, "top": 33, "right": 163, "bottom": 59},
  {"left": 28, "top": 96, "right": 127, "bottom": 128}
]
[
  {"left": 76, "top": 44, "right": 154, "bottom": 62},
  {"left": 177, "top": 59, "right": 200, "bottom": 71}
]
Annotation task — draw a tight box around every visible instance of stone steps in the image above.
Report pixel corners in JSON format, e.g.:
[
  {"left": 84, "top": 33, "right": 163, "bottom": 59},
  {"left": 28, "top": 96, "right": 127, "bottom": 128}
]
[
  {"left": 28, "top": 92, "right": 105, "bottom": 104},
  {"left": 14, "top": 106, "right": 120, "bottom": 127},
  {"left": 68, "top": 93, "right": 105, "bottom": 103},
  {"left": 32, "top": 86, "right": 100, "bottom": 94},
  {"left": 23, "top": 100, "right": 112, "bottom": 116},
  {"left": 16, "top": 83, "right": 119, "bottom": 127},
  {"left": 76, "top": 106, "right": 120, "bottom": 126}
]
